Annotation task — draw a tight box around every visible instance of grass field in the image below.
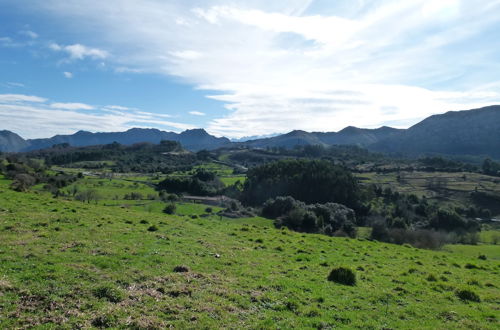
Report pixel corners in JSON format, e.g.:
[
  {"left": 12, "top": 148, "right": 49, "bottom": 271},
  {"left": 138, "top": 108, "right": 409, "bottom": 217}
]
[
  {"left": 0, "top": 175, "right": 499, "bottom": 328},
  {"left": 357, "top": 171, "right": 500, "bottom": 215}
]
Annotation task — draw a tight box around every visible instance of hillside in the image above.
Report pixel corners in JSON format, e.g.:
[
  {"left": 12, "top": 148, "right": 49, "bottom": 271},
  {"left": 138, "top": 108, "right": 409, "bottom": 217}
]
[
  {"left": 0, "top": 175, "right": 498, "bottom": 328},
  {"left": 0, "top": 130, "right": 29, "bottom": 152},
  {"left": 370, "top": 106, "right": 500, "bottom": 158}
]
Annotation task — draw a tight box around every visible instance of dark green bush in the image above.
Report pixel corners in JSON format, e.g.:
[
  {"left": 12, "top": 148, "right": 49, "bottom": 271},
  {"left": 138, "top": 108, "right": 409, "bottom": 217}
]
[
  {"left": 426, "top": 274, "right": 438, "bottom": 282},
  {"left": 456, "top": 289, "right": 481, "bottom": 302},
  {"left": 163, "top": 203, "right": 176, "bottom": 215},
  {"left": 327, "top": 267, "right": 356, "bottom": 286},
  {"left": 147, "top": 225, "right": 158, "bottom": 232},
  {"left": 173, "top": 265, "right": 190, "bottom": 273}
]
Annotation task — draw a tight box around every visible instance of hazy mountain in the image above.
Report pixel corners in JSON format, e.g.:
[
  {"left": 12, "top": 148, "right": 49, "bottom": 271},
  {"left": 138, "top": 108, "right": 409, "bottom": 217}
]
[
  {"left": 239, "top": 126, "right": 403, "bottom": 149},
  {"left": 239, "top": 130, "right": 326, "bottom": 149},
  {"left": 230, "top": 133, "right": 280, "bottom": 142},
  {"left": 1, "top": 105, "right": 499, "bottom": 158},
  {"left": 0, "top": 130, "right": 29, "bottom": 152},
  {"left": 314, "top": 126, "right": 403, "bottom": 147},
  {"left": 370, "top": 105, "right": 500, "bottom": 158},
  {"left": 0, "top": 128, "right": 230, "bottom": 152}
]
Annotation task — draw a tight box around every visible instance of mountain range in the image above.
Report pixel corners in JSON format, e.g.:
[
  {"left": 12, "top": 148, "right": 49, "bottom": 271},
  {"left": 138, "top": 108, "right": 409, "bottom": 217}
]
[
  {"left": 1, "top": 105, "right": 499, "bottom": 158},
  {"left": 0, "top": 128, "right": 231, "bottom": 153}
]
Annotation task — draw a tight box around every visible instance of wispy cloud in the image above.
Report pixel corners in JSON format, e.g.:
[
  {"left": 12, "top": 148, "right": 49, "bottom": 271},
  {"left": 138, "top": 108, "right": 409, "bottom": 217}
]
[
  {"left": 19, "top": 30, "right": 38, "bottom": 39},
  {"left": 3, "top": 82, "right": 25, "bottom": 88},
  {"left": 0, "top": 94, "right": 46, "bottom": 103},
  {"left": 0, "top": 93, "right": 193, "bottom": 138},
  {"left": 63, "top": 71, "right": 73, "bottom": 78},
  {"left": 49, "top": 43, "right": 109, "bottom": 60},
  {"left": 10, "top": 0, "right": 500, "bottom": 137},
  {"left": 103, "top": 105, "right": 132, "bottom": 111},
  {"left": 189, "top": 111, "right": 206, "bottom": 116},
  {"left": 50, "top": 102, "right": 94, "bottom": 110}
]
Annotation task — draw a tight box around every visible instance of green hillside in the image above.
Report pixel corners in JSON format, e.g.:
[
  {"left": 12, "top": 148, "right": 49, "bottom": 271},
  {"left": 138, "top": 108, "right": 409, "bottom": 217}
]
[{"left": 0, "top": 175, "right": 498, "bottom": 329}]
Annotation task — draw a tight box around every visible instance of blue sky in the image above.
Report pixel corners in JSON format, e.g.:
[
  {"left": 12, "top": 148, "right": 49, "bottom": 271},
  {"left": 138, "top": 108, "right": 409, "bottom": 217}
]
[{"left": 1, "top": 0, "right": 500, "bottom": 139}]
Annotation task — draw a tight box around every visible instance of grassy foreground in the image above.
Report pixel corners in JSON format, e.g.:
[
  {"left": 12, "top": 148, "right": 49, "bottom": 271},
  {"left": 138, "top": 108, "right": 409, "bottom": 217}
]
[{"left": 0, "top": 177, "right": 499, "bottom": 329}]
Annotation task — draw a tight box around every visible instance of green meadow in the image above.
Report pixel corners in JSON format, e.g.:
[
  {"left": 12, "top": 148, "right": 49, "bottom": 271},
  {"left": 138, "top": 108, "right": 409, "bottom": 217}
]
[{"left": 0, "top": 175, "right": 499, "bottom": 329}]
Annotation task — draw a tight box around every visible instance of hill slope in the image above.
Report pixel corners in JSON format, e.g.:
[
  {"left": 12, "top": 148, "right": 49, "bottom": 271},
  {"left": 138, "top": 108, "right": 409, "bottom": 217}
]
[
  {"left": 0, "top": 175, "right": 498, "bottom": 328},
  {"left": 239, "top": 127, "right": 403, "bottom": 149},
  {"left": 0, "top": 130, "right": 29, "bottom": 152},
  {"left": 371, "top": 105, "right": 500, "bottom": 158}
]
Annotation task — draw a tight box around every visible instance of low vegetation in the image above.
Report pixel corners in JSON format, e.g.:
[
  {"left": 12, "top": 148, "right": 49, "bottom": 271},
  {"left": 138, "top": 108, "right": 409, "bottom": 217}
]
[{"left": 0, "top": 141, "right": 499, "bottom": 328}]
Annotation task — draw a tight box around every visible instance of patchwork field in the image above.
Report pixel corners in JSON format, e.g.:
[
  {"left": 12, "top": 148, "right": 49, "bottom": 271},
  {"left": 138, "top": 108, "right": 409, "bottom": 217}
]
[
  {"left": 357, "top": 171, "right": 500, "bottom": 215},
  {"left": 0, "top": 175, "right": 499, "bottom": 328}
]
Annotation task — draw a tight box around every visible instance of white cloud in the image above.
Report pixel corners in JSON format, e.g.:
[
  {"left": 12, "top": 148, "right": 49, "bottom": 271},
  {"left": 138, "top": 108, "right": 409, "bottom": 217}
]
[
  {"left": 104, "top": 105, "right": 132, "bottom": 111},
  {"left": 3, "top": 82, "right": 25, "bottom": 88},
  {"left": 19, "top": 30, "right": 38, "bottom": 39},
  {"left": 189, "top": 111, "right": 206, "bottom": 116},
  {"left": 50, "top": 43, "right": 109, "bottom": 60},
  {"left": 0, "top": 94, "right": 46, "bottom": 103},
  {"left": 0, "top": 95, "right": 193, "bottom": 138},
  {"left": 13, "top": 1, "right": 500, "bottom": 137},
  {"left": 170, "top": 50, "right": 203, "bottom": 60},
  {"left": 63, "top": 71, "right": 73, "bottom": 78},
  {"left": 50, "top": 102, "right": 94, "bottom": 110}
]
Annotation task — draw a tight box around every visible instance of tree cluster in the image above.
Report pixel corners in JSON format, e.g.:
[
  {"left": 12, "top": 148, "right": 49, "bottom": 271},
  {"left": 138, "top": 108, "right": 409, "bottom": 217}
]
[
  {"left": 241, "top": 159, "right": 361, "bottom": 210},
  {"left": 262, "top": 196, "right": 357, "bottom": 237},
  {"left": 157, "top": 168, "right": 224, "bottom": 196}
]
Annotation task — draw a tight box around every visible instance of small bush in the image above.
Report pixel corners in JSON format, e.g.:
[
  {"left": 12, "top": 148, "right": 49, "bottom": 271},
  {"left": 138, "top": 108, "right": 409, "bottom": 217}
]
[
  {"left": 478, "top": 254, "right": 487, "bottom": 260},
  {"left": 147, "top": 225, "right": 158, "bottom": 232},
  {"left": 456, "top": 289, "right": 481, "bottom": 302},
  {"left": 139, "top": 219, "right": 149, "bottom": 224},
  {"left": 163, "top": 203, "right": 176, "bottom": 215},
  {"left": 205, "top": 207, "right": 213, "bottom": 213},
  {"left": 464, "top": 263, "right": 479, "bottom": 269},
  {"left": 426, "top": 274, "right": 438, "bottom": 282},
  {"left": 327, "top": 267, "right": 356, "bottom": 286},
  {"left": 93, "top": 285, "right": 124, "bottom": 303},
  {"left": 173, "top": 265, "right": 190, "bottom": 273}
]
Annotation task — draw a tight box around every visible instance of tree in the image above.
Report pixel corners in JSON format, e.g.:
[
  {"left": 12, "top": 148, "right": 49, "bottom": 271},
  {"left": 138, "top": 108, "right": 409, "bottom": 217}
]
[
  {"left": 11, "top": 173, "right": 36, "bottom": 192},
  {"left": 241, "top": 159, "right": 360, "bottom": 209}
]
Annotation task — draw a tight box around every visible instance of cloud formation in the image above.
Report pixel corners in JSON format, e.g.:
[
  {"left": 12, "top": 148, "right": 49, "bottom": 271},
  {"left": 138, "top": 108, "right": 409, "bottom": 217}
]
[
  {"left": 0, "top": 93, "right": 193, "bottom": 139},
  {"left": 7, "top": 0, "right": 500, "bottom": 137},
  {"left": 49, "top": 43, "right": 109, "bottom": 60},
  {"left": 189, "top": 111, "right": 206, "bottom": 116}
]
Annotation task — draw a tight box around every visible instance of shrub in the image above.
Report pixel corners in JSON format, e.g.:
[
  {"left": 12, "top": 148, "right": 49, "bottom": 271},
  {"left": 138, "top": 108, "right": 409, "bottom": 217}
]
[
  {"left": 426, "top": 274, "right": 438, "bottom": 282},
  {"left": 327, "top": 267, "right": 356, "bottom": 286},
  {"left": 465, "top": 263, "right": 479, "bottom": 269},
  {"left": 478, "top": 254, "right": 487, "bottom": 260},
  {"left": 205, "top": 207, "right": 213, "bottom": 213},
  {"left": 455, "top": 289, "right": 481, "bottom": 302},
  {"left": 93, "top": 285, "right": 124, "bottom": 303},
  {"left": 163, "top": 203, "right": 176, "bottom": 215},
  {"left": 147, "top": 225, "right": 158, "bottom": 232},
  {"left": 262, "top": 196, "right": 305, "bottom": 219},
  {"left": 173, "top": 265, "right": 190, "bottom": 273}
]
